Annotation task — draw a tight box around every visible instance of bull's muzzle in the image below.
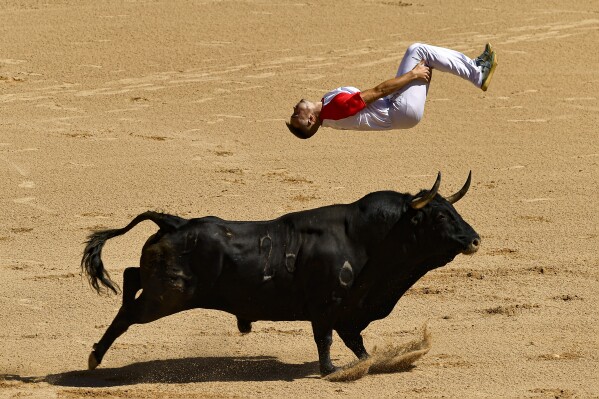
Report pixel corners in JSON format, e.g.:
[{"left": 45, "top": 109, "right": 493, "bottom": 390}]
[{"left": 462, "top": 237, "right": 481, "bottom": 255}]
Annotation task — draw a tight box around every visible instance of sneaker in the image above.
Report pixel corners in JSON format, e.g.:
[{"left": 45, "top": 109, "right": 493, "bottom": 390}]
[
  {"left": 475, "top": 43, "right": 494, "bottom": 65},
  {"left": 476, "top": 43, "right": 497, "bottom": 92}
]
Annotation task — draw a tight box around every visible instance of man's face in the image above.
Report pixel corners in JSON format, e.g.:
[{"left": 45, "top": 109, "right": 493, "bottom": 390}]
[{"left": 289, "top": 99, "right": 313, "bottom": 130}]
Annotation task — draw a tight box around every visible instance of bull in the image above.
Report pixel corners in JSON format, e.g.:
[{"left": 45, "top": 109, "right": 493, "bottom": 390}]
[{"left": 82, "top": 172, "right": 480, "bottom": 376}]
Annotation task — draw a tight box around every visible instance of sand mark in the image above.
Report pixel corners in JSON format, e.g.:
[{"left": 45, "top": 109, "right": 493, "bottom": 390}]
[
  {"left": 564, "top": 97, "right": 596, "bottom": 101},
  {"left": 193, "top": 97, "right": 214, "bottom": 104},
  {"left": 520, "top": 215, "right": 551, "bottom": 223},
  {"left": 42, "top": 116, "right": 87, "bottom": 126},
  {"left": 571, "top": 153, "right": 599, "bottom": 159},
  {"left": 18, "top": 299, "right": 43, "bottom": 311},
  {"left": 0, "top": 258, "right": 43, "bottom": 271},
  {"left": 75, "top": 88, "right": 132, "bottom": 97},
  {"left": 0, "top": 58, "right": 26, "bottom": 65},
  {"left": 26, "top": 272, "right": 77, "bottom": 281},
  {"left": 18, "top": 181, "right": 35, "bottom": 189},
  {"left": 483, "top": 303, "right": 539, "bottom": 316},
  {"left": 106, "top": 105, "right": 150, "bottom": 113},
  {"left": 507, "top": 119, "right": 547, "bottom": 123},
  {"left": 521, "top": 198, "right": 553, "bottom": 203},
  {"left": 0, "top": 93, "right": 50, "bottom": 103},
  {"left": 65, "top": 161, "right": 96, "bottom": 167},
  {"left": 428, "top": 353, "right": 472, "bottom": 368},
  {"left": 245, "top": 72, "right": 276, "bottom": 79},
  {"left": 0, "top": 156, "right": 29, "bottom": 176},
  {"left": 234, "top": 85, "right": 263, "bottom": 92},
  {"left": 129, "top": 133, "right": 171, "bottom": 141},
  {"left": 35, "top": 102, "right": 82, "bottom": 112},
  {"left": 565, "top": 104, "right": 599, "bottom": 112},
  {"left": 512, "top": 89, "right": 538, "bottom": 95},
  {"left": 255, "top": 118, "right": 286, "bottom": 122},
  {"left": 353, "top": 56, "right": 401, "bottom": 69},
  {"left": 76, "top": 212, "right": 111, "bottom": 218},
  {"left": 300, "top": 74, "right": 326, "bottom": 82},
  {"left": 486, "top": 247, "right": 518, "bottom": 256}
]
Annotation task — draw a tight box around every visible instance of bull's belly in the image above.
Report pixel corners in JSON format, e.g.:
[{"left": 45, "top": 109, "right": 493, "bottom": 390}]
[
  {"left": 199, "top": 292, "right": 310, "bottom": 322},
  {"left": 197, "top": 279, "right": 311, "bottom": 322}
]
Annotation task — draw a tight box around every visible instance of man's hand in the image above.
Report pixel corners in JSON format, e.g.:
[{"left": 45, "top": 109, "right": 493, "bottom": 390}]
[
  {"left": 360, "top": 60, "right": 432, "bottom": 105},
  {"left": 411, "top": 60, "right": 431, "bottom": 83}
]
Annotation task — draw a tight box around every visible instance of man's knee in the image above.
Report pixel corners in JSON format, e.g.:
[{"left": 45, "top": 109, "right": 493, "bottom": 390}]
[
  {"left": 407, "top": 42, "right": 425, "bottom": 56},
  {"left": 401, "top": 105, "right": 423, "bottom": 129}
]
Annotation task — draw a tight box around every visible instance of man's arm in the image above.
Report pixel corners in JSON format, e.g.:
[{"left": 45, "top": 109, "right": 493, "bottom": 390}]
[{"left": 360, "top": 60, "right": 431, "bottom": 105}]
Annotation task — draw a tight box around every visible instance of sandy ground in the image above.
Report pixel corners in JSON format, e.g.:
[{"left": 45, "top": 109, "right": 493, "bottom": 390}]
[{"left": 1, "top": 0, "right": 598, "bottom": 397}]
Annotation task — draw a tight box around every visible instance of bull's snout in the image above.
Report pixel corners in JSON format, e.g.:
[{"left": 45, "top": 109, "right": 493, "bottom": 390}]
[{"left": 462, "top": 237, "right": 481, "bottom": 255}]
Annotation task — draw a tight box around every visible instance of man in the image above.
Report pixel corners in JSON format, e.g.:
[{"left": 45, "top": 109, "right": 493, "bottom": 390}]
[{"left": 286, "top": 43, "right": 497, "bottom": 139}]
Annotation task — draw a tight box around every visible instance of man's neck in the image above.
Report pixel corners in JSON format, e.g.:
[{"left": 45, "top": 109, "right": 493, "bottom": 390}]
[{"left": 314, "top": 101, "right": 323, "bottom": 118}]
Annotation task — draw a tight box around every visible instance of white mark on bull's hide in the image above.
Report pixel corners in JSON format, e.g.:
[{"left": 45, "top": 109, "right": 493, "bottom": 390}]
[
  {"left": 285, "top": 253, "right": 296, "bottom": 273},
  {"left": 339, "top": 261, "right": 354, "bottom": 287},
  {"left": 260, "top": 234, "right": 274, "bottom": 281}
]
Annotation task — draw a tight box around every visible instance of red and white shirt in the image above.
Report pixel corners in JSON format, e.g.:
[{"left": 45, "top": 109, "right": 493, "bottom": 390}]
[{"left": 320, "top": 87, "right": 392, "bottom": 131}]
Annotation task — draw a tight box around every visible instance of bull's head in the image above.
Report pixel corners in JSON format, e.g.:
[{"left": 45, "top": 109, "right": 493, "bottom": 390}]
[{"left": 404, "top": 172, "right": 480, "bottom": 267}]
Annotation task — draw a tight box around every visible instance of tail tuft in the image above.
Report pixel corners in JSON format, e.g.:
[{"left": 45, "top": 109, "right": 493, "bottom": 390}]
[{"left": 81, "top": 229, "right": 122, "bottom": 295}]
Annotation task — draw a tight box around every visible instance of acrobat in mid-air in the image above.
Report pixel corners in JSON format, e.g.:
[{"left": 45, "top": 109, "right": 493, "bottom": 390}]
[{"left": 287, "top": 43, "right": 497, "bottom": 139}]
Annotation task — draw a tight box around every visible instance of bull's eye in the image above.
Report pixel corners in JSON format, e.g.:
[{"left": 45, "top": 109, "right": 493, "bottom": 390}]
[{"left": 436, "top": 213, "right": 447, "bottom": 223}]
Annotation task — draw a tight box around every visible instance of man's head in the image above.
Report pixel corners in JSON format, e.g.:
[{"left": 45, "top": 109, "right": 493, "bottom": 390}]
[{"left": 286, "top": 99, "right": 321, "bottom": 139}]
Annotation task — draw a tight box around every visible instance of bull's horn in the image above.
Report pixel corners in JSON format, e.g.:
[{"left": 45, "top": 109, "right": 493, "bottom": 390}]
[
  {"left": 446, "top": 171, "right": 472, "bottom": 204},
  {"left": 410, "top": 172, "right": 441, "bottom": 209}
]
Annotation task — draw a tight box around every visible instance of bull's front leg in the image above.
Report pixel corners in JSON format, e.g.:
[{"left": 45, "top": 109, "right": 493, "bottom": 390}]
[
  {"left": 311, "top": 322, "right": 337, "bottom": 376},
  {"left": 337, "top": 328, "right": 369, "bottom": 360}
]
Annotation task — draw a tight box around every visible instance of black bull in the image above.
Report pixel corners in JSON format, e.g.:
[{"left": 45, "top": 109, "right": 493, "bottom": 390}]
[{"left": 82, "top": 172, "right": 480, "bottom": 376}]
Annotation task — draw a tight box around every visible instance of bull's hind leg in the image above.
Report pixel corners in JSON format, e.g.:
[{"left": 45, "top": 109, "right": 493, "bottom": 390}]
[
  {"left": 89, "top": 292, "right": 177, "bottom": 370},
  {"left": 88, "top": 268, "right": 185, "bottom": 370},
  {"left": 88, "top": 267, "right": 143, "bottom": 369}
]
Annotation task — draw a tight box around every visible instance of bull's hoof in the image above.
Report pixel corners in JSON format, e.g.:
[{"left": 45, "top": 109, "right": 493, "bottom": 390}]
[
  {"left": 320, "top": 365, "right": 339, "bottom": 377},
  {"left": 237, "top": 319, "right": 252, "bottom": 334},
  {"left": 88, "top": 351, "right": 100, "bottom": 370},
  {"left": 324, "top": 357, "right": 374, "bottom": 382}
]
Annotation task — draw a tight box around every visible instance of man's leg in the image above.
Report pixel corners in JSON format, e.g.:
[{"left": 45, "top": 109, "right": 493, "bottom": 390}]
[
  {"left": 389, "top": 43, "right": 483, "bottom": 128},
  {"left": 397, "top": 43, "right": 482, "bottom": 86}
]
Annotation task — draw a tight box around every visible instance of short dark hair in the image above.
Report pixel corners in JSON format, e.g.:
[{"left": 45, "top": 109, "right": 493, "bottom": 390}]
[{"left": 285, "top": 122, "right": 309, "bottom": 139}]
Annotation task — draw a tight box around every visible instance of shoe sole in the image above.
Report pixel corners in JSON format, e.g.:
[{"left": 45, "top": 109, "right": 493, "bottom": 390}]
[{"left": 481, "top": 49, "right": 497, "bottom": 92}]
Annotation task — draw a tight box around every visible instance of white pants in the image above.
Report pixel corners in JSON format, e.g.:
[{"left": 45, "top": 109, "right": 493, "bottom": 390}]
[{"left": 389, "top": 43, "right": 483, "bottom": 129}]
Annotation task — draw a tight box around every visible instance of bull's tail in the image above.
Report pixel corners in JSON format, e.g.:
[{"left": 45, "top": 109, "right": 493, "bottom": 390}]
[{"left": 81, "top": 211, "right": 186, "bottom": 294}]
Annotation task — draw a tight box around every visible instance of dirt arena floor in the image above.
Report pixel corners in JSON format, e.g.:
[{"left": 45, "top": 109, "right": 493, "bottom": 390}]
[{"left": 1, "top": 0, "right": 598, "bottom": 397}]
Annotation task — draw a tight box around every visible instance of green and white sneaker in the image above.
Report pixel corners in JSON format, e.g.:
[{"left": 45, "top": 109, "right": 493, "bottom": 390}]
[{"left": 476, "top": 43, "right": 497, "bottom": 92}]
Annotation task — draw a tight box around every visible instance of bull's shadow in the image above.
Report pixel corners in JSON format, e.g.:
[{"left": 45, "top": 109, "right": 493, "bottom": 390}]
[{"left": 36, "top": 356, "right": 318, "bottom": 387}]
